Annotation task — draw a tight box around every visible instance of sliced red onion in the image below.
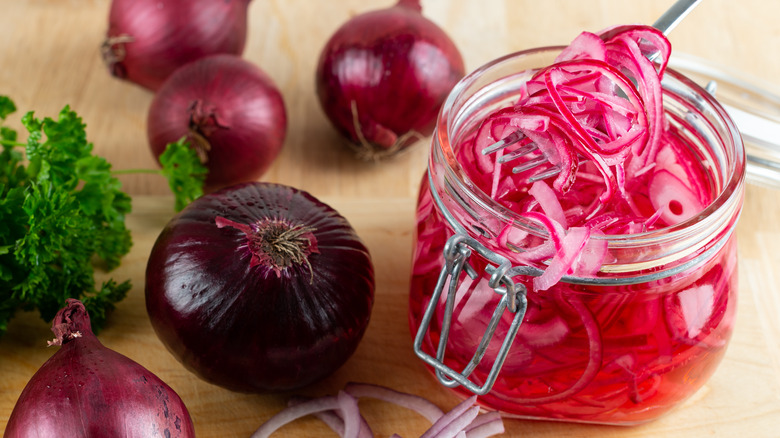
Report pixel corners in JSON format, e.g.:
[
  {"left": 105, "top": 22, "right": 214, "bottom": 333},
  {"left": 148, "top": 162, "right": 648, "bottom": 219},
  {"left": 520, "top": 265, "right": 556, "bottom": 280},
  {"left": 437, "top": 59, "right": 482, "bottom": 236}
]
[
  {"left": 533, "top": 226, "right": 590, "bottom": 291},
  {"left": 344, "top": 382, "right": 444, "bottom": 423},
  {"left": 338, "top": 391, "right": 363, "bottom": 438},
  {"left": 529, "top": 180, "right": 567, "bottom": 227},
  {"left": 463, "top": 411, "right": 506, "bottom": 438},
  {"left": 420, "top": 396, "right": 478, "bottom": 438},
  {"left": 648, "top": 170, "right": 705, "bottom": 224},
  {"left": 507, "top": 298, "right": 603, "bottom": 405},
  {"left": 289, "top": 396, "right": 374, "bottom": 438},
  {"left": 251, "top": 384, "right": 505, "bottom": 438},
  {"left": 252, "top": 395, "right": 343, "bottom": 438}
]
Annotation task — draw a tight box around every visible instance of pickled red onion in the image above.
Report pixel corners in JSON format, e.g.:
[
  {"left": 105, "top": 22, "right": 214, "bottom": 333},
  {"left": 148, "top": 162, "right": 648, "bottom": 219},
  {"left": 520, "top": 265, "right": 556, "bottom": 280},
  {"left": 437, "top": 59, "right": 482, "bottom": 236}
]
[{"left": 410, "top": 22, "right": 734, "bottom": 423}]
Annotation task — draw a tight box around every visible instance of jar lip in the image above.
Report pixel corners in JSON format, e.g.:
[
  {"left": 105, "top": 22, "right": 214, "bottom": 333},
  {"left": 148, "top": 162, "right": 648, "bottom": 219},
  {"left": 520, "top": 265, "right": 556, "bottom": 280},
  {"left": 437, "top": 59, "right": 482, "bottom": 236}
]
[{"left": 435, "top": 46, "right": 746, "bottom": 247}]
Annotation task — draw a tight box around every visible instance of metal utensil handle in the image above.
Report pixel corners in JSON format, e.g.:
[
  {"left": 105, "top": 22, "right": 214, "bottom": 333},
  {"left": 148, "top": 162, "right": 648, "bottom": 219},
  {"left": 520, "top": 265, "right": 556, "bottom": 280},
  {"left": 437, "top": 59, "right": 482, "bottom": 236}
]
[{"left": 653, "top": 0, "right": 702, "bottom": 35}]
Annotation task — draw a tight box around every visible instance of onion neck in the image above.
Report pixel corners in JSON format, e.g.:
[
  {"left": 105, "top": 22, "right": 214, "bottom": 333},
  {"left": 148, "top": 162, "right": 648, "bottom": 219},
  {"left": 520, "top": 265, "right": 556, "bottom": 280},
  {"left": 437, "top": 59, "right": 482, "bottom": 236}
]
[
  {"left": 188, "top": 100, "right": 228, "bottom": 163},
  {"left": 349, "top": 100, "right": 422, "bottom": 161},
  {"left": 396, "top": 0, "right": 422, "bottom": 13},
  {"left": 48, "top": 299, "right": 93, "bottom": 346},
  {"left": 216, "top": 216, "right": 320, "bottom": 277},
  {"left": 100, "top": 34, "right": 134, "bottom": 79}
]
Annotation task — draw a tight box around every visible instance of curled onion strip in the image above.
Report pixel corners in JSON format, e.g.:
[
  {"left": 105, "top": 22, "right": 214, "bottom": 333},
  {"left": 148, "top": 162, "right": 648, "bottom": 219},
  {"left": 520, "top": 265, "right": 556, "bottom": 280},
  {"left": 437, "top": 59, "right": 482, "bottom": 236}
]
[
  {"left": 344, "top": 382, "right": 444, "bottom": 423},
  {"left": 533, "top": 226, "right": 590, "bottom": 291},
  {"left": 420, "top": 396, "right": 478, "bottom": 438},
  {"left": 462, "top": 411, "right": 505, "bottom": 438},
  {"left": 288, "top": 396, "right": 373, "bottom": 438},
  {"left": 251, "top": 395, "right": 344, "bottom": 438},
  {"left": 520, "top": 211, "right": 566, "bottom": 252},
  {"left": 529, "top": 181, "right": 566, "bottom": 227},
  {"left": 453, "top": 24, "right": 687, "bottom": 291},
  {"left": 252, "top": 384, "right": 505, "bottom": 438},
  {"left": 508, "top": 297, "right": 603, "bottom": 404}
]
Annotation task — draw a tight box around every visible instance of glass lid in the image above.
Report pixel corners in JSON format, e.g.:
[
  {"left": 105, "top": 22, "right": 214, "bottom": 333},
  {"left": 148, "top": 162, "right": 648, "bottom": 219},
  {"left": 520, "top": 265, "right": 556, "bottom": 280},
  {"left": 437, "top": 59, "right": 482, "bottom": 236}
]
[{"left": 669, "top": 53, "right": 780, "bottom": 189}]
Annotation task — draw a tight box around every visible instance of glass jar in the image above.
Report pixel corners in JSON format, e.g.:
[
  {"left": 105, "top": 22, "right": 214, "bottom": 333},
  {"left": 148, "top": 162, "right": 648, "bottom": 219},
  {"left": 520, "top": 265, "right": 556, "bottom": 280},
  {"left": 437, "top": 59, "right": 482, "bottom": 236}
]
[{"left": 408, "top": 47, "right": 746, "bottom": 425}]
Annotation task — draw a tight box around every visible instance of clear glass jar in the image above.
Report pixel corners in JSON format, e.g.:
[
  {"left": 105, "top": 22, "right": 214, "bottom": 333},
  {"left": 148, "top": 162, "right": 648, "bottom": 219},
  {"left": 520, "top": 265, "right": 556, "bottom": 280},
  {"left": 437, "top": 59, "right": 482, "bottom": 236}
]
[{"left": 408, "top": 47, "right": 746, "bottom": 425}]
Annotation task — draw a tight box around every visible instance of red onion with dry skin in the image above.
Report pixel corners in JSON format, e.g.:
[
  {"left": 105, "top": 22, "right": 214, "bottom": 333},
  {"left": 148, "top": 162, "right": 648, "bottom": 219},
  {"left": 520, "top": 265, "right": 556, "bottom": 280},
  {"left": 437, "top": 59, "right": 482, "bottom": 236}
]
[
  {"left": 145, "top": 182, "right": 375, "bottom": 393},
  {"left": 4, "top": 299, "right": 194, "bottom": 438},
  {"left": 315, "top": 0, "right": 465, "bottom": 160},
  {"left": 147, "top": 54, "right": 287, "bottom": 193},
  {"left": 102, "top": 0, "right": 252, "bottom": 91}
]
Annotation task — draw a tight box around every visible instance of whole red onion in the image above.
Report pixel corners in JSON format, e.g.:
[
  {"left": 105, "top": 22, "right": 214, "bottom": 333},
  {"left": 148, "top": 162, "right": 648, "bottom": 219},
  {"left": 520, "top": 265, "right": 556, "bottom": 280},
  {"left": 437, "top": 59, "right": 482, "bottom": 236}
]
[
  {"left": 5, "top": 299, "right": 195, "bottom": 438},
  {"left": 102, "top": 0, "right": 252, "bottom": 91},
  {"left": 147, "top": 54, "right": 287, "bottom": 193},
  {"left": 145, "top": 182, "right": 375, "bottom": 393},
  {"left": 315, "top": 0, "right": 465, "bottom": 160}
]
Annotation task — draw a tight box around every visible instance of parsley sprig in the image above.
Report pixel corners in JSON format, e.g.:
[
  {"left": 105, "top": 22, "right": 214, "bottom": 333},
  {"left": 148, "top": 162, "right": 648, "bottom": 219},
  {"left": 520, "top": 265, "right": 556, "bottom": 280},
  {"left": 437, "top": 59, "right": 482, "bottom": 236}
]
[{"left": 0, "top": 96, "right": 207, "bottom": 334}]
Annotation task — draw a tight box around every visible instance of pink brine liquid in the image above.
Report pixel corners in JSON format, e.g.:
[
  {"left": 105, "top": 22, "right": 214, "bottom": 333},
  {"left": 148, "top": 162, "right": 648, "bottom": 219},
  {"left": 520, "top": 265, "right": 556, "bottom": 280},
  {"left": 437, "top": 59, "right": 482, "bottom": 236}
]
[{"left": 409, "top": 175, "right": 737, "bottom": 423}]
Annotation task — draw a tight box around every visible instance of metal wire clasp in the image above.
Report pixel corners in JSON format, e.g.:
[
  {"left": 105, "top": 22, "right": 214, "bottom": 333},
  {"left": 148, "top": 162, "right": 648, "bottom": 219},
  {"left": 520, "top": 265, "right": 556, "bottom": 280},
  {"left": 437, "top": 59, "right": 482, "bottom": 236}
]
[{"left": 413, "top": 232, "right": 529, "bottom": 396}]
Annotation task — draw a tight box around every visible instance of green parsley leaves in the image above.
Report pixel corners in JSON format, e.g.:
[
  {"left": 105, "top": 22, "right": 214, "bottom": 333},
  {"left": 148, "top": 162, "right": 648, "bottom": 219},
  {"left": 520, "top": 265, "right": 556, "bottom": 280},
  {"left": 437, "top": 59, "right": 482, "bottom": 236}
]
[
  {"left": 0, "top": 96, "right": 16, "bottom": 120},
  {"left": 0, "top": 97, "right": 207, "bottom": 335},
  {"left": 159, "top": 137, "right": 208, "bottom": 211}
]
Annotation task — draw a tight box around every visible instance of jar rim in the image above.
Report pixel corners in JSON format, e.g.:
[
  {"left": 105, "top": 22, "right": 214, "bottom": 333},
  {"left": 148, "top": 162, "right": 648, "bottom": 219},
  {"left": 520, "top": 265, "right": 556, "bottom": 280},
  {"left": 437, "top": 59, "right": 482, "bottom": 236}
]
[{"left": 433, "top": 45, "right": 746, "bottom": 252}]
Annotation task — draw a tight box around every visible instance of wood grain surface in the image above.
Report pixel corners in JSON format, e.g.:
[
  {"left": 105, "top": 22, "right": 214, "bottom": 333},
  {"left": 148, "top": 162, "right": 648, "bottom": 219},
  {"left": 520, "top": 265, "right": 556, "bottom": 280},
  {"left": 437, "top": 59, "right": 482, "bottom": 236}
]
[{"left": 2, "top": 1, "right": 780, "bottom": 437}]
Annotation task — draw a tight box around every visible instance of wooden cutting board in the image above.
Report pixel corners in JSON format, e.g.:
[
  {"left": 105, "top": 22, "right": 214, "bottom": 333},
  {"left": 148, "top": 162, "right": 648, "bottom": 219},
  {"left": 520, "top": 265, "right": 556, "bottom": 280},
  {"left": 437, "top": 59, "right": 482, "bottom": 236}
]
[
  {"left": 2, "top": 0, "right": 780, "bottom": 436},
  {"left": 2, "top": 191, "right": 780, "bottom": 437}
]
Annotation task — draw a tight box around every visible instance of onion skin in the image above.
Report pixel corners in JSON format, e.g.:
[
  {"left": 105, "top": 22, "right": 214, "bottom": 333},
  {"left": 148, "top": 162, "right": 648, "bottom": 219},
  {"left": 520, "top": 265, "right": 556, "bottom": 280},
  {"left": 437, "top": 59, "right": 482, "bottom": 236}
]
[
  {"left": 315, "top": 0, "right": 465, "bottom": 160},
  {"left": 4, "top": 299, "right": 195, "bottom": 438},
  {"left": 147, "top": 54, "right": 287, "bottom": 193},
  {"left": 145, "top": 182, "right": 375, "bottom": 393},
  {"left": 102, "top": 0, "right": 252, "bottom": 91}
]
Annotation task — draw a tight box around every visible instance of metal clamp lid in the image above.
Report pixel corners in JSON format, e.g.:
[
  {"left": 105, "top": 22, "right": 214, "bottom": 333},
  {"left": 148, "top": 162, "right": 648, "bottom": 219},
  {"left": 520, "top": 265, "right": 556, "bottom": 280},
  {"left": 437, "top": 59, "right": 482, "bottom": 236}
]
[
  {"left": 412, "top": 172, "right": 532, "bottom": 395},
  {"left": 412, "top": 232, "right": 528, "bottom": 395}
]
